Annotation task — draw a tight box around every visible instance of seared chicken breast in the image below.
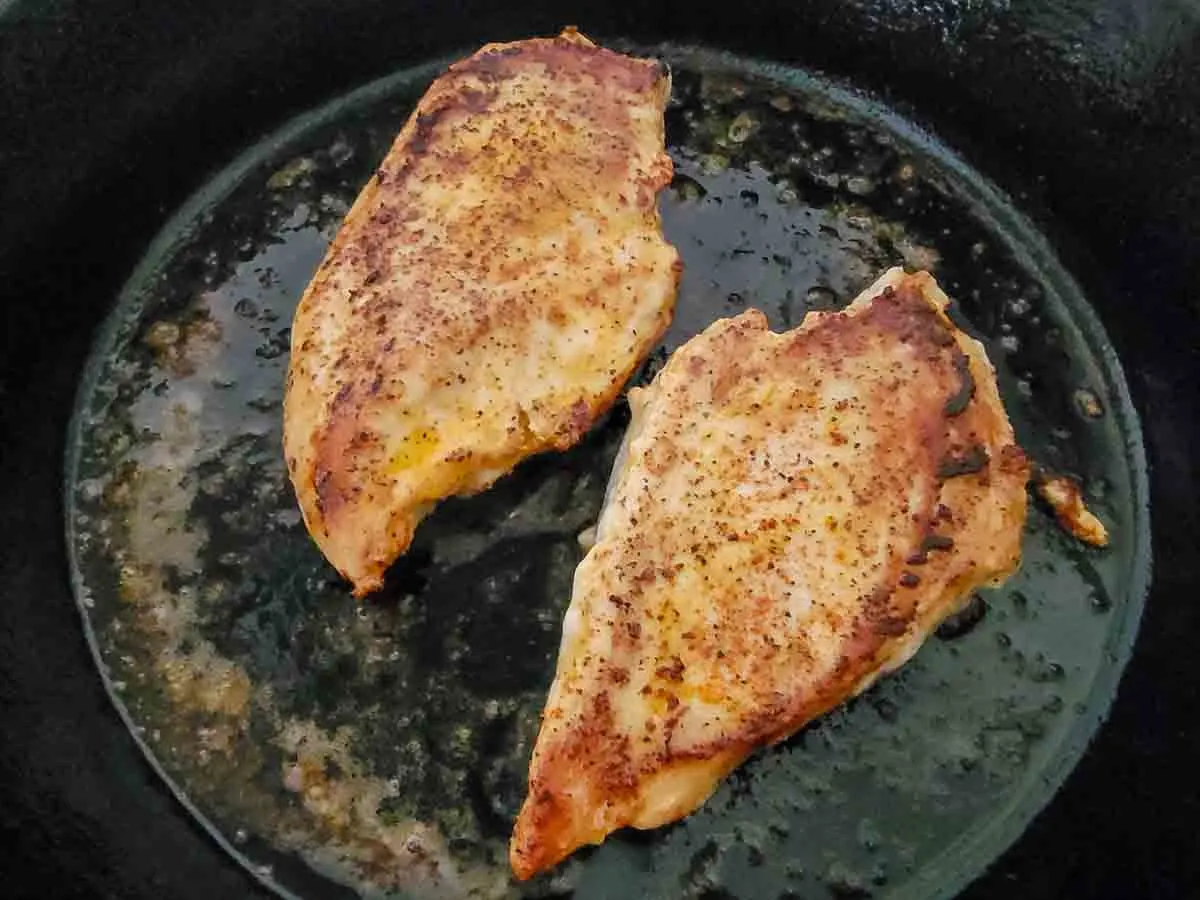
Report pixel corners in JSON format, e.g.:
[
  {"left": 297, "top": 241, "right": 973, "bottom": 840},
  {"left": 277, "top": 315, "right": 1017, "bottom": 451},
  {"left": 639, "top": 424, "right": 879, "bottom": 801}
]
[
  {"left": 284, "top": 30, "right": 680, "bottom": 595},
  {"left": 511, "top": 269, "right": 1029, "bottom": 878}
]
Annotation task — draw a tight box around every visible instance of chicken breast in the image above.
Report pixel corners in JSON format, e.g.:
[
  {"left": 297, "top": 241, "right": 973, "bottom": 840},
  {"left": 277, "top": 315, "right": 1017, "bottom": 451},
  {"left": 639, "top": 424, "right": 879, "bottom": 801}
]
[
  {"left": 283, "top": 29, "right": 680, "bottom": 595},
  {"left": 511, "top": 268, "right": 1029, "bottom": 878}
]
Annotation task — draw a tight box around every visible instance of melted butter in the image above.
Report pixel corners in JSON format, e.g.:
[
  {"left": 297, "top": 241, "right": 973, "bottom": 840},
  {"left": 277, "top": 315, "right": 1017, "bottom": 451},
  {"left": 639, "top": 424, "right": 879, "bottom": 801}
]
[{"left": 388, "top": 425, "right": 442, "bottom": 473}]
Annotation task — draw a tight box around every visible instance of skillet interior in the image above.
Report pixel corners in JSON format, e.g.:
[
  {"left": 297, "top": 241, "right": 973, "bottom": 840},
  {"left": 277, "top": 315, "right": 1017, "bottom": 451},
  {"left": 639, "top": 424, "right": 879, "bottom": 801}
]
[{"left": 65, "top": 46, "right": 1147, "bottom": 900}]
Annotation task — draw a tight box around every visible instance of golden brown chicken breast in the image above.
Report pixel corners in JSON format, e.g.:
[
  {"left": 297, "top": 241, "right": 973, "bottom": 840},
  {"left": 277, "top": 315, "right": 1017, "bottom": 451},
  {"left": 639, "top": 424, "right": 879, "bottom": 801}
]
[
  {"left": 283, "top": 29, "right": 680, "bottom": 595},
  {"left": 511, "top": 268, "right": 1029, "bottom": 879}
]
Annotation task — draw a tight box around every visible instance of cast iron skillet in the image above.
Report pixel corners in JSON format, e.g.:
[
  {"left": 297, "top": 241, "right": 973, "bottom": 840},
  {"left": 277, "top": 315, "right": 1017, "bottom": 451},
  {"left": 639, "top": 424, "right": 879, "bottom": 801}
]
[{"left": 2, "top": 1, "right": 1199, "bottom": 898}]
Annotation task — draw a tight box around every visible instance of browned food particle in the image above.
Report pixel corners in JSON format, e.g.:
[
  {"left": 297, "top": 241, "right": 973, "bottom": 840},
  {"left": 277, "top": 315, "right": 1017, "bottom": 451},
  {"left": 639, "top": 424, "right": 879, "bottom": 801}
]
[
  {"left": 1074, "top": 387, "right": 1105, "bottom": 419},
  {"left": 1034, "top": 472, "right": 1110, "bottom": 547}
]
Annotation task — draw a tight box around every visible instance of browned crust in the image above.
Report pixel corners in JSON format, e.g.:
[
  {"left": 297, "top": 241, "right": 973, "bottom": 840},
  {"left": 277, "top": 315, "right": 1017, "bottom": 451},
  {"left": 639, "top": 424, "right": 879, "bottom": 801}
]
[
  {"left": 283, "top": 30, "right": 679, "bottom": 594},
  {"left": 510, "top": 271, "right": 1029, "bottom": 878}
]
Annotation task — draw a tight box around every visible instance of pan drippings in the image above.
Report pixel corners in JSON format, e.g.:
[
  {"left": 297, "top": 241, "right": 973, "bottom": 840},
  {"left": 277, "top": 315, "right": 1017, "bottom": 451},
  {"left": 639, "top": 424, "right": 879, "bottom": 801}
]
[{"left": 66, "top": 47, "right": 1147, "bottom": 900}]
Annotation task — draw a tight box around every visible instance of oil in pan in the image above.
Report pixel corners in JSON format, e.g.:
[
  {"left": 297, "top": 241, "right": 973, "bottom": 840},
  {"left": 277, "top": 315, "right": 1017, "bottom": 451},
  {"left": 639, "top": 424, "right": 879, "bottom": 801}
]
[{"left": 65, "top": 44, "right": 1149, "bottom": 900}]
